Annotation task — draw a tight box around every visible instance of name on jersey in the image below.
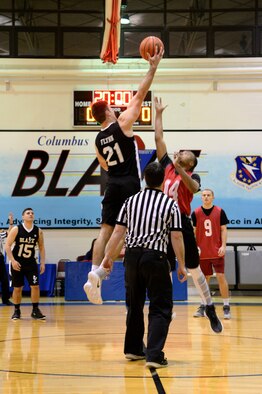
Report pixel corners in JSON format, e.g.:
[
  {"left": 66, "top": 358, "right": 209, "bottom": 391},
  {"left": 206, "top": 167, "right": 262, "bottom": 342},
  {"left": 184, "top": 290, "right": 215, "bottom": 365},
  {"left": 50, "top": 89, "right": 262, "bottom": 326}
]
[
  {"left": 19, "top": 237, "right": 36, "bottom": 244},
  {"left": 100, "top": 135, "right": 114, "bottom": 145}
]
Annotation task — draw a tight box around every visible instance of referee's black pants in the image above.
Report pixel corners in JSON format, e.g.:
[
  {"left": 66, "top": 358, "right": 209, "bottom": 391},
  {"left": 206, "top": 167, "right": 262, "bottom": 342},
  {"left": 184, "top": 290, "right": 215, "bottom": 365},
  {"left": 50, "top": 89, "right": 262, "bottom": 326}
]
[{"left": 124, "top": 248, "right": 173, "bottom": 362}]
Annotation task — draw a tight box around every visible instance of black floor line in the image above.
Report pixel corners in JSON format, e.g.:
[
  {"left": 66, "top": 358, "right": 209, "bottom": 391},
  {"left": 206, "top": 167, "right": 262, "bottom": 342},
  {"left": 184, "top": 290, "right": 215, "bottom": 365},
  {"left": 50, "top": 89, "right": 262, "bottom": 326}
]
[{"left": 149, "top": 367, "right": 166, "bottom": 394}]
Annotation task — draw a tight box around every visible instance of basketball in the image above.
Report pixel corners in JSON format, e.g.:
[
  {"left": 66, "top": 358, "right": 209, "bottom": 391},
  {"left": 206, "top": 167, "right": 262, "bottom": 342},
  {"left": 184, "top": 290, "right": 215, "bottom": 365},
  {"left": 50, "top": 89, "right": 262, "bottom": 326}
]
[{"left": 139, "top": 36, "right": 164, "bottom": 61}]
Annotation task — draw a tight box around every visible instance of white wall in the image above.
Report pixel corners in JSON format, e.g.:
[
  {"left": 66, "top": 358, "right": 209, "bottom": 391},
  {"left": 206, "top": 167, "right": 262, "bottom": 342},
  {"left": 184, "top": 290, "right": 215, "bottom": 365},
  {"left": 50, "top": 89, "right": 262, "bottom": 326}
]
[
  {"left": 42, "top": 228, "right": 261, "bottom": 264},
  {"left": 0, "top": 57, "right": 261, "bottom": 263}
]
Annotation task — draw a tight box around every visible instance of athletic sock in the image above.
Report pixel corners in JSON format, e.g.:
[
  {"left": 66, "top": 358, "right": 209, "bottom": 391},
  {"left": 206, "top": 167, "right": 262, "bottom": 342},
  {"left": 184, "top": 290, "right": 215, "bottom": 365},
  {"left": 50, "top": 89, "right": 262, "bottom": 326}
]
[
  {"left": 188, "top": 266, "right": 212, "bottom": 305},
  {"left": 95, "top": 266, "right": 110, "bottom": 280}
]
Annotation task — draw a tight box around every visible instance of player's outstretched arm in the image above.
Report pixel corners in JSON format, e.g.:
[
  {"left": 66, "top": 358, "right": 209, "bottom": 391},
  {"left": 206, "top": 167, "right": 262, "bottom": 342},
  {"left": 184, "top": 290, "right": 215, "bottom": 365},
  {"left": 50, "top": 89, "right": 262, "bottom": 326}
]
[
  {"left": 118, "top": 47, "right": 164, "bottom": 134},
  {"left": 154, "top": 96, "right": 168, "bottom": 161}
]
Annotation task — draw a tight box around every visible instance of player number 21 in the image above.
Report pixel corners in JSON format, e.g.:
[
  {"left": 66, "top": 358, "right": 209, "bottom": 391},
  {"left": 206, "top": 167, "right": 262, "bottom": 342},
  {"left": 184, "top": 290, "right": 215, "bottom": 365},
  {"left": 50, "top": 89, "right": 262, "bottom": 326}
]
[{"left": 103, "top": 143, "right": 124, "bottom": 166}]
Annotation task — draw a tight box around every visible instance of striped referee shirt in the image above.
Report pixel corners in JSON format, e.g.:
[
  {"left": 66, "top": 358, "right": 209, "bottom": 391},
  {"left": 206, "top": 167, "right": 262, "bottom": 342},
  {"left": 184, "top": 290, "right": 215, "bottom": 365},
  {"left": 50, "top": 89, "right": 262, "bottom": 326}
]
[
  {"left": 116, "top": 188, "right": 182, "bottom": 254},
  {"left": 0, "top": 231, "right": 7, "bottom": 255}
]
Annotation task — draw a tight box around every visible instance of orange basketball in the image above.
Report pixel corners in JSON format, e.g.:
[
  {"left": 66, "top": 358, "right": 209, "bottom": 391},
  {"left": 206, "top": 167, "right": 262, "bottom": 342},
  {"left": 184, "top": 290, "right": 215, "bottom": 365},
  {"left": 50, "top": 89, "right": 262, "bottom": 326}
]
[{"left": 139, "top": 36, "right": 164, "bottom": 61}]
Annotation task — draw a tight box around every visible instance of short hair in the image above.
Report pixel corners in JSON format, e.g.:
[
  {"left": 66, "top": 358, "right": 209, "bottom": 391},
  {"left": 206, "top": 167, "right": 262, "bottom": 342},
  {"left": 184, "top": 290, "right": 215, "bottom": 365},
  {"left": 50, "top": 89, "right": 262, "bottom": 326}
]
[
  {"left": 202, "top": 188, "right": 214, "bottom": 196},
  {"left": 91, "top": 100, "right": 108, "bottom": 124},
  {"left": 144, "top": 162, "right": 165, "bottom": 188},
  {"left": 22, "top": 207, "right": 34, "bottom": 215}
]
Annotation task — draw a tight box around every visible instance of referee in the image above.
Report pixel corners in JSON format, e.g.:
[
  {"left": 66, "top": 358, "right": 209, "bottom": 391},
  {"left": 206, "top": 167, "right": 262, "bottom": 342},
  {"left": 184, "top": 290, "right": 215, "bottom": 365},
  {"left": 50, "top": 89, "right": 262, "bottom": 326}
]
[
  {"left": 101, "top": 161, "right": 187, "bottom": 369},
  {"left": 0, "top": 212, "right": 14, "bottom": 305}
]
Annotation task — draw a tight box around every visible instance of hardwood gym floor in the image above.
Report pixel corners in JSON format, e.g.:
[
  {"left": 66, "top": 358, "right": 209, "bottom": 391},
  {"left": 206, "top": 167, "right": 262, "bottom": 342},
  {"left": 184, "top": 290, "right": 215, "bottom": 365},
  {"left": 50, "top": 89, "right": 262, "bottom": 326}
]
[{"left": 0, "top": 296, "right": 262, "bottom": 394}]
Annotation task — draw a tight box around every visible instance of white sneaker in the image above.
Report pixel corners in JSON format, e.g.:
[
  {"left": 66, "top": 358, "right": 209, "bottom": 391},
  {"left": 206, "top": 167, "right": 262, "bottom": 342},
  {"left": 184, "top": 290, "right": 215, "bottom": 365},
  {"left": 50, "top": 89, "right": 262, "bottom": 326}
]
[
  {"left": 223, "top": 305, "right": 231, "bottom": 319},
  {"left": 83, "top": 271, "right": 103, "bottom": 304}
]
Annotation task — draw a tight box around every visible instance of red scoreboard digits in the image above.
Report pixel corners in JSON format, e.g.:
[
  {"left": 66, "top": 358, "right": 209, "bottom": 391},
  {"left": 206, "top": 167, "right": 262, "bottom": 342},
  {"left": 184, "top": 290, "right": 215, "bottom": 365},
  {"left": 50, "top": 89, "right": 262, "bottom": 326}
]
[
  {"left": 93, "top": 90, "right": 133, "bottom": 106},
  {"left": 73, "top": 90, "right": 153, "bottom": 129}
]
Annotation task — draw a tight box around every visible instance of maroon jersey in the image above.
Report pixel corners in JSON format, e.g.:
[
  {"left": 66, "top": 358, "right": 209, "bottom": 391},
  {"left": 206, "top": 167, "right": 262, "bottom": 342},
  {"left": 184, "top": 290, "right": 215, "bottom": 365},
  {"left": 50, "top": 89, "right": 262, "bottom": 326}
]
[
  {"left": 160, "top": 156, "right": 200, "bottom": 216},
  {"left": 194, "top": 206, "right": 223, "bottom": 259}
]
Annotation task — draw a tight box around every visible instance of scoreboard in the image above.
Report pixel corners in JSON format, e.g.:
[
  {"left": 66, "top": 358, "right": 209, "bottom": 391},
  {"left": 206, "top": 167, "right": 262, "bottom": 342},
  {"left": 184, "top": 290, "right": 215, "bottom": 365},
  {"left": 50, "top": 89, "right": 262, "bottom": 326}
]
[{"left": 73, "top": 90, "right": 153, "bottom": 129}]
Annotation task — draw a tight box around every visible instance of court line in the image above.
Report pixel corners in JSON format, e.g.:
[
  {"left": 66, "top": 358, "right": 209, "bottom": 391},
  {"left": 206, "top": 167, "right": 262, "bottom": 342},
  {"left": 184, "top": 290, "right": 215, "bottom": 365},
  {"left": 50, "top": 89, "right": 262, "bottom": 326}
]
[
  {"left": 149, "top": 367, "right": 166, "bottom": 394},
  {"left": 0, "top": 368, "right": 261, "bottom": 380}
]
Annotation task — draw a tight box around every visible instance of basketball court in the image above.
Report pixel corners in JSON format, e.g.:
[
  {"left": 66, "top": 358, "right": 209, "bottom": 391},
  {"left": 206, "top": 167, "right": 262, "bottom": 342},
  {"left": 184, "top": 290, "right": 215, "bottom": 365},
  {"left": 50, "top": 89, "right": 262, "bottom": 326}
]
[{"left": 0, "top": 296, "right": 261, "bottom": 393}]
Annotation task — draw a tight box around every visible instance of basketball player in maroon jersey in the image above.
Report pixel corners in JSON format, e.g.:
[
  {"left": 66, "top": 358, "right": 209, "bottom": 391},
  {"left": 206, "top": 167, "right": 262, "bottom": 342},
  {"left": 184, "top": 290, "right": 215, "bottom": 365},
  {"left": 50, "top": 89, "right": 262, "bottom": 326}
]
[
  {"left": 154, "top": 97, "right": 222, "bottom": 333},
  {"left": 192, "top": 189, "right": 231, "bottom": 319}
]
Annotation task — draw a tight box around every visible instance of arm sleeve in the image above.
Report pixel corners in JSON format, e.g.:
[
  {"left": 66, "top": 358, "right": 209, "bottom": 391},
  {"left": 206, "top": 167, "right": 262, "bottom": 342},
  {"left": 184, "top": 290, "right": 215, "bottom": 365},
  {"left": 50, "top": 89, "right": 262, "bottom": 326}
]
[
  {"left": 0, "top": 231, "right": 7, "bottom": 239},
  {"left": 220, "top": 209, "right": 229, "bottom": 225},
  {"left": 159, "top": 154, "right": 172, "bottom": 169},
  {"left": 170, "top": 203, "right": 183, "bottom": 231},
  {"left": 115, "top": 203, "right": 127, "bottom": 226},
  {"left": 191, "top": 211, "right": 196, "bottom": 226},
  {"left": 191, "top": 173, "right": 201, "bottom": 190}
]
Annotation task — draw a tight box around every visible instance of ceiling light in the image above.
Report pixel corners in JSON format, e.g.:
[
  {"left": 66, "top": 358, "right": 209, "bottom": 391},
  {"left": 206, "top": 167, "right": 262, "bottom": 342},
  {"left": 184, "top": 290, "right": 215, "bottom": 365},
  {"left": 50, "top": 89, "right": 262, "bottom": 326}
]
[{"left": 121, "top": 14, "right": 130, "bottom": 25}]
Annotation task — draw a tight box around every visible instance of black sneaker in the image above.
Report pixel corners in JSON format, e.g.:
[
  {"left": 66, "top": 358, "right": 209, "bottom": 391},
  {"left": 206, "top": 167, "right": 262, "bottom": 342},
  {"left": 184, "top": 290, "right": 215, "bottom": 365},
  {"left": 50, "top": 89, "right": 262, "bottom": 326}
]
[
  {"left": 11, "top": 309, "right": 21, "bottom": 320},
  {"left": 205, "top": 304, "right": 223, "bottom": 333},
  {"left": 146, "top": 358, "right": 168, "bottom": 369},
  {"left": 31, "top": 308, "right": 46, "bottom": 320}
]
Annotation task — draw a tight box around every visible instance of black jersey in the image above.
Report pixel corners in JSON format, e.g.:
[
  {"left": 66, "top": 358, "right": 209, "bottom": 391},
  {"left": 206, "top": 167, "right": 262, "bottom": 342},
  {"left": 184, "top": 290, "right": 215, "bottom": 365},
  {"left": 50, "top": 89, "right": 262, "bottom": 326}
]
[
  {"left": 95, "top": 122, "right": 141, "bottom": 179},
  {"left": 12, "top": 224, "right": 39, "bottom": 264}
]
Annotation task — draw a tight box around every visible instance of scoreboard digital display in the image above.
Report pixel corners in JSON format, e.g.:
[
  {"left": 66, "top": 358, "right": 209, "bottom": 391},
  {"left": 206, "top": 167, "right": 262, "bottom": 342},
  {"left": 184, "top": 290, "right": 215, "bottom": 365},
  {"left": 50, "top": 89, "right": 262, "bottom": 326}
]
[{"left": 73, "top": 90, "right": 153, "bottom": 129}]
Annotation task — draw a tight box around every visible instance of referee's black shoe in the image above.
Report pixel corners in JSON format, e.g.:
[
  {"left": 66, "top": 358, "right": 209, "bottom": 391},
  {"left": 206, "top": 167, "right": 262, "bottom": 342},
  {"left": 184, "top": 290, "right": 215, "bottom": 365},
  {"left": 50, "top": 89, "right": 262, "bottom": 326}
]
[
  {"left": 205, "top": 304, "right": 223, "bottom": 333},
  {"left": 146, "top": 358, "right": 168, "bottom": 369},
  {"left": 3, "top": 300, "right": 13, "bottom": 306}
]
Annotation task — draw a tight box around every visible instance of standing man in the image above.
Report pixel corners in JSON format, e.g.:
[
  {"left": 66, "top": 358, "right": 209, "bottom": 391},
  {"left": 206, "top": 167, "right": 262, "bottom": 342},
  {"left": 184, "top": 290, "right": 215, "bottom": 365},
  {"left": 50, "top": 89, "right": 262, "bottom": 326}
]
[
  {"left": 192, "top": 188, "right": 231, "bottom": 319},
  {"left": 154, "top": 97, "right": 222, "bottom": 334},
  {"left": 0, "top": 212, "right": 14, "bottom": 305},
  {"left": 83, "top": 45, "right": 164, "bottom": 301},
  {"left": 100, "top": 162, "right": 187, "bottom": 369},
  {"left": 5, "top": 208, "right": 46, "bottom": 320}
]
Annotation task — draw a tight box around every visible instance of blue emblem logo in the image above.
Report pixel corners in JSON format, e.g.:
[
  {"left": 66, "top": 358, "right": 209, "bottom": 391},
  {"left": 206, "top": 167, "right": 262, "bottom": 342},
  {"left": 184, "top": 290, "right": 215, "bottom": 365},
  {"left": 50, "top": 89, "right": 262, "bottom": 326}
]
[{"left": 234, "top": 156, "right": 262, "bottom": 189}]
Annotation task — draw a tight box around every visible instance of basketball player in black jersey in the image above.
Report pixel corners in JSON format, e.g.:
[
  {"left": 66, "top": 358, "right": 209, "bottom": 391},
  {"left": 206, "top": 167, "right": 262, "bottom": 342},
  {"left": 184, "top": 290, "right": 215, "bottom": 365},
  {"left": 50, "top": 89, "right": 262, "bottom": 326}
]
[
  {"left": 84, "top": 45, "right": 164, "bottom": 304},
  {"left": 5, "top": 208, "right": 46, "bottom": 320}
]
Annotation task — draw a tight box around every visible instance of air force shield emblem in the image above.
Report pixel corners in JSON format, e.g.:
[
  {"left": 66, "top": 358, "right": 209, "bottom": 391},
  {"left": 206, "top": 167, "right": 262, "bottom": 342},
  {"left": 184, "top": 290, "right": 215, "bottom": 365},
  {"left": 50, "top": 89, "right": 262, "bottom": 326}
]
[{"left": 233, "top": 156, "right": 262, "bottom": 189}]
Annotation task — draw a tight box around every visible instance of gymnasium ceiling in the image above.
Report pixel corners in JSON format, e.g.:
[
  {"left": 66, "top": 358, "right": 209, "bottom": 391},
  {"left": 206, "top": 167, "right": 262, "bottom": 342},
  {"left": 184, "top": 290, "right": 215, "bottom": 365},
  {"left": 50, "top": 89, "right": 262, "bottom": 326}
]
[{"left": 0, "top": 0, "right": 261, "bottom": 58}]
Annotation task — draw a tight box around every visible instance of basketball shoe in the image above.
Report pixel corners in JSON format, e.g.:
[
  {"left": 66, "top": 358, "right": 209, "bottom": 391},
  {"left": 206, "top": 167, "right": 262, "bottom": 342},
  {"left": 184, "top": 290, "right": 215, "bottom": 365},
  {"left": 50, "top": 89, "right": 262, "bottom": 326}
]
[
  {"left": 146, "top": 358, "right": 168, "bottom": 369},
  {"left": 193, "top": 304, "right": 205, "bottom": 317},
  {"left": 205, "top": 304, "right": 223, "bottom": 333},
  {"left": 11, "top": 309, "right": 21, "bottom": 320},
  {"left": 83, "top": 271, "right": 103, "bottom": 304},
  {"left": 125, "top": 353, "right": 145, "bottom": 361},
  {"left": 31, "top": 308, "right": 46, "bottom": 320},
  {"left": 223, "top": 305, "right": 231, "bottom": 319}
]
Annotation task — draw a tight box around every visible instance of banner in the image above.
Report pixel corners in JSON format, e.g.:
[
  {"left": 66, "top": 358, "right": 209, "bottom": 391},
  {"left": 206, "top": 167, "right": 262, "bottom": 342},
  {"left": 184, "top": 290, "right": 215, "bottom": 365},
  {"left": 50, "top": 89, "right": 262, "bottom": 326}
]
[
  {"left": 0, "top": 130, "right": 261, "bottom": 229},
  {"left": 0, "top": 131, "right": 155, "bottom": 228}
]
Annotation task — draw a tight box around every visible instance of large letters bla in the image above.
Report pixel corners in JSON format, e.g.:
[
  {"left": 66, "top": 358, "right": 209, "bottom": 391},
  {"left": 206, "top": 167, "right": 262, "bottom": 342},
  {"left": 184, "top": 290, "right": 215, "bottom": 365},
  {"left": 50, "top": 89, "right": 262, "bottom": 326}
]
[
  {"left": 12, "top": 150, "right": 70, "bottom": 197},
  {"left": 12, "top": 150, "right": 107, "bottom": 197}
]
